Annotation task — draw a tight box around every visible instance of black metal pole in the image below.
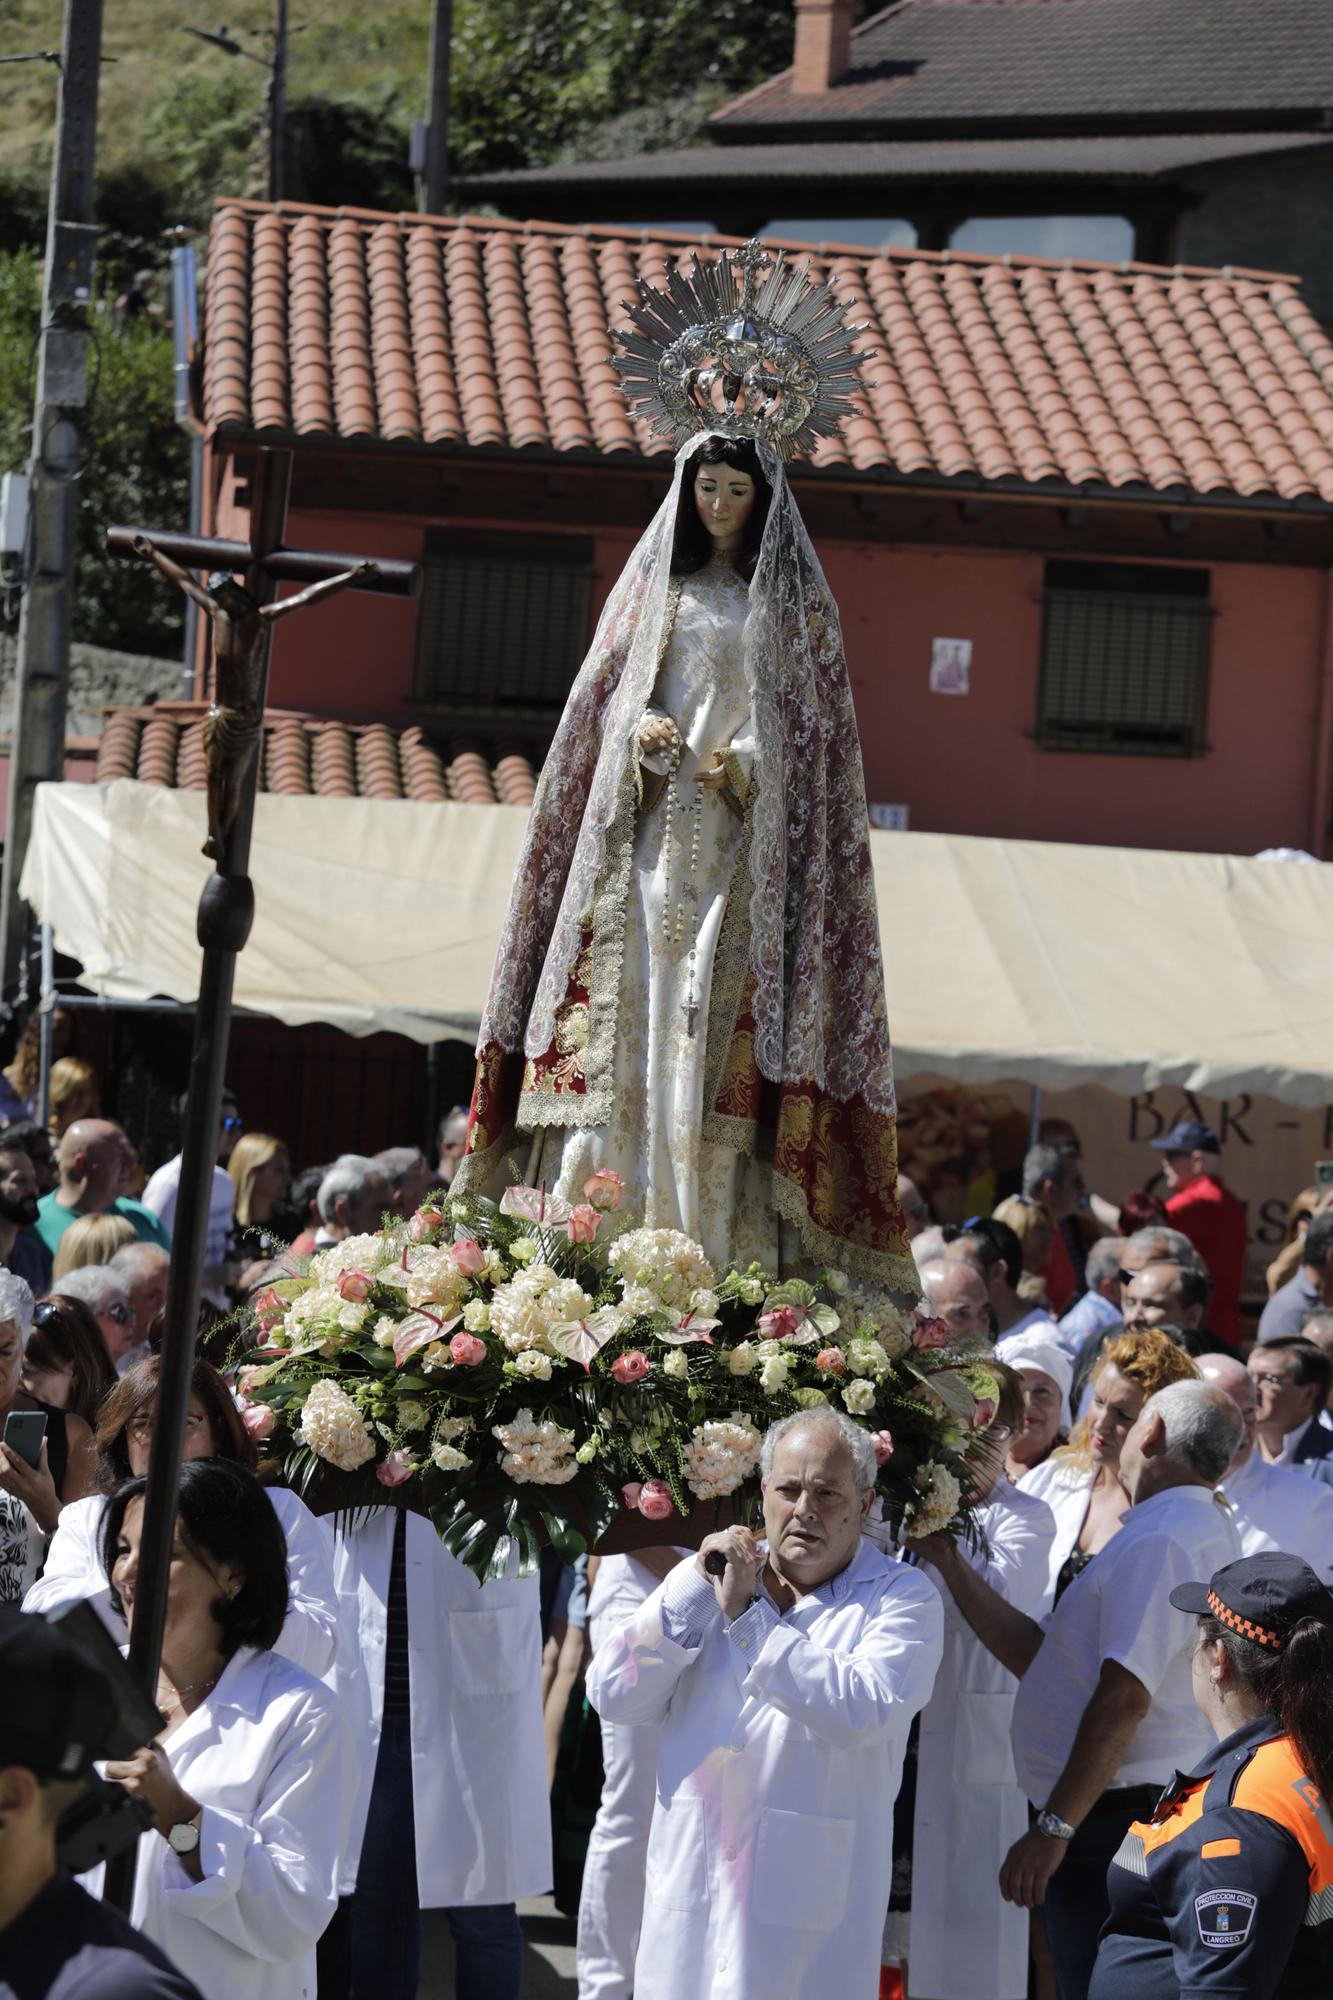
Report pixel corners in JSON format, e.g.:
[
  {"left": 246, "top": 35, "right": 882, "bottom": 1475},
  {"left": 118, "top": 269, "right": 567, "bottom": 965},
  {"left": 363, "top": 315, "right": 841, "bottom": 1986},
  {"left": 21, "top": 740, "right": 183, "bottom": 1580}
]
[
  {"left": 103, "top": 450, "right": 293, "bottom": 1911},
  {"left": 269, "top": 0, "right": 286, "bottom": 202}
]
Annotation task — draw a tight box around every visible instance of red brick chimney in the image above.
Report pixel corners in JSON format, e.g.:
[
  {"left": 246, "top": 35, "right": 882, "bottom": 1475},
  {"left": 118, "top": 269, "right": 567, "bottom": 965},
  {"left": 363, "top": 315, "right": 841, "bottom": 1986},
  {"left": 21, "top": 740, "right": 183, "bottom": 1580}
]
[{"left": 792, "top": 0, "right": 856, "bottom": 94}]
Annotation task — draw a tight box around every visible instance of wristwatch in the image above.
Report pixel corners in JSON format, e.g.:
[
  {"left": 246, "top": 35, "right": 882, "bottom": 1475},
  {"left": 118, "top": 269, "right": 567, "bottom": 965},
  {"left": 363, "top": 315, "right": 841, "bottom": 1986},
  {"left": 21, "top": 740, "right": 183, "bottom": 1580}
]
[
  {"left": 1036, "top": 1808, "right": 1076, "bottom": 1842},
  {"left": 167, "top": 1812, "right": 201, "bottom": 1856}
]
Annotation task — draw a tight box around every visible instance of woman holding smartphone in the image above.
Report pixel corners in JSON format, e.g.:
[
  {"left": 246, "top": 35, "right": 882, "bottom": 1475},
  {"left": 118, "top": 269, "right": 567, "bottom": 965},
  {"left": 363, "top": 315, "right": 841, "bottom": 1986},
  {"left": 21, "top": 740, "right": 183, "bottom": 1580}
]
[{"left": 0, "top": 1271, "right": 96, "bottom": 1602}]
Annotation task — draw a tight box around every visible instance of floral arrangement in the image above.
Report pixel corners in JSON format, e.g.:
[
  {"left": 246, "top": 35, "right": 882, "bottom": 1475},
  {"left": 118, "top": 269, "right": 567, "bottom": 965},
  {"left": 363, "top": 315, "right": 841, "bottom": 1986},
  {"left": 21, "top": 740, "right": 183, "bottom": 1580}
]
[{"left": 240, "top": 1174, "right": 1001, "bottom": 1584}]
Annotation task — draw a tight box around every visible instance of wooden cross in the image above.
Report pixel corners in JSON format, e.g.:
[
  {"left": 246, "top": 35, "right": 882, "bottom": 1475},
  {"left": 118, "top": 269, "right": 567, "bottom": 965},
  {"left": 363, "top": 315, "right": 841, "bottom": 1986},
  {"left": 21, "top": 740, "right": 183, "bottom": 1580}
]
[{"left": 100, "top": 449, "right": 419, "bottom": 1900}]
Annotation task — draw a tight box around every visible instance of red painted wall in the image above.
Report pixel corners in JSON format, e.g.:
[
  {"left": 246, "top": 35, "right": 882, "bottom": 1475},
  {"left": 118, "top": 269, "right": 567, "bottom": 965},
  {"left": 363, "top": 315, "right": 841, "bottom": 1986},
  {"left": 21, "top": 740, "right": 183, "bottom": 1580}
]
[{"left": 241, "top": 487, "right": 1326, "bottom": 858}]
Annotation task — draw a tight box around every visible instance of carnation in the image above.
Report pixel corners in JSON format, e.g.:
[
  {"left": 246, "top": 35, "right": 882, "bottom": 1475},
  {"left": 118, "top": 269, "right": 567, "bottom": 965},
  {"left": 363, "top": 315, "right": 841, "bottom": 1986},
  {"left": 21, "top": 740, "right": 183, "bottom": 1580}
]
[
  {"left": 842, "top": 1377, "right": 877, "bottom": 1416},
  {"left": 493, "top": 1408, "right": 579, "bottom": 1485},
  {"left": 298, "top": 1378, "right": 375, "bottom": 1472},
  {"left": 906, "top": 1462, "right": 963, "bottom": 1539},
  {"left": 608, "top": 1228, "right": 715, "bottom": 1311},
  {"left": 682, "top": 1415, "right": 762, "bottom": 1499}
]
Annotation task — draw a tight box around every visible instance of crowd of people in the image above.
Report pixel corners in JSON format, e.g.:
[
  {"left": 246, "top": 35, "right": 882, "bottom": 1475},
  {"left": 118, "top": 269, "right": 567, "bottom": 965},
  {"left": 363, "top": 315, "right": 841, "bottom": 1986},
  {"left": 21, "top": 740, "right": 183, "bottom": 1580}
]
[{"left": 1, "top": 1067, "right": 1332, "bottom": 2000}]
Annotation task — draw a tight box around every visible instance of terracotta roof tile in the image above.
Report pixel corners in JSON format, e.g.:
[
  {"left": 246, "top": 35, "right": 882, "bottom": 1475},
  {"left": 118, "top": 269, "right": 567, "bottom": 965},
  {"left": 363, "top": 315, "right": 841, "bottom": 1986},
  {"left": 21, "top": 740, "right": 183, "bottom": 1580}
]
[
  {"left": 198, "top": 201, "right": 1333, "bottom": 507},
  {"left": 94, "top": 707, "right": 540, "bottom": 808}
]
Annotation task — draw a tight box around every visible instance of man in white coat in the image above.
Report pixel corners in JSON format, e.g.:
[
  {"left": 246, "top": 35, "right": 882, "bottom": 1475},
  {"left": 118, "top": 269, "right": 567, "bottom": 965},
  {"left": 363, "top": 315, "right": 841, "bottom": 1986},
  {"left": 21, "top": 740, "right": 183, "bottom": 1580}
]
[
  {"left": 1199, "top": 1352, "right": 1333, "bottom": 1577},
  {"left": 585, "top": 1407, "right": 943, "bottom": 2000}
]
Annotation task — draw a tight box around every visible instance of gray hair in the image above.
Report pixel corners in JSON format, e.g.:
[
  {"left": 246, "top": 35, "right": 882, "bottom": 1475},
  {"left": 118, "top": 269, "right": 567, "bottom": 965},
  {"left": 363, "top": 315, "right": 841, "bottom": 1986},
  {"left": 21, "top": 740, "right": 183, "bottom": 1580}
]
[
  {"left": 375, "top": 1145, "right": 426, "bottom": 1182},
  {"left": 760, "top": 1407, "right": 878, "bottom": 1494},
  {"left": 317, "top": 1154, "right": 386, "bottom": 1225},
  {"left": 54, "top": 1265, "right": 130, "bottom": 1317},
  {"left": 1022, "top": 1142, "right": 1074, "bottom": 1200},
  {"left": 1142, "top": 1380, "right": 1243, "bottom": 1484},
  {"left": 1085, "top": 1236, "right": 1126, "bottom": 1289},
  {"left": 1127, "top": 1224, "right": 1203, "bottom": 1270},
  {"left": 912, "top": 1225, "right": 949, "bottom": 1271},
  {"left": 109, "top": 1242, "right": 169, "bottom": 1282},
  {"left": 0, "top": 1270, "right": 35, "bottom": 1343}
]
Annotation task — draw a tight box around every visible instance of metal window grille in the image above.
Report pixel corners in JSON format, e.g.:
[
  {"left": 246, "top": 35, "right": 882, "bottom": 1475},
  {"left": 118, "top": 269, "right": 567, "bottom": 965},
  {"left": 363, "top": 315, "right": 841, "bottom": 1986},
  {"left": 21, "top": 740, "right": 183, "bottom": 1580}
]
[
  {"left": 1036, "top": 561, "right": 1214, "bottom": 757},
  {"left": 413, "top": 531, "right": 594, "bottom": 717}
]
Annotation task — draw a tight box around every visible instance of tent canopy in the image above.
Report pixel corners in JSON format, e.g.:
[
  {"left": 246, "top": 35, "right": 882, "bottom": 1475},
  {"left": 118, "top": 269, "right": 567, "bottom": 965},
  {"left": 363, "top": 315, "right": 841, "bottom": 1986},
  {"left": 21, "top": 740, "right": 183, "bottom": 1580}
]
[{"left": 21, "top": 779, "right": 1333, "bottom": 1107}]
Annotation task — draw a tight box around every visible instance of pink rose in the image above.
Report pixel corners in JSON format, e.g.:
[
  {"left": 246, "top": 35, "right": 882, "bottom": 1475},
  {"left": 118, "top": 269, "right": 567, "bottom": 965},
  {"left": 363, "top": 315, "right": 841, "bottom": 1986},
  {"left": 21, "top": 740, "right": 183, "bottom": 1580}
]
[
  {"left": 871, "top": 1429, "right": 895, "bottom": 1466},
  {"left": 376, "top": 1449, "right": 415, "bottom": 1487},
  {"left": 241, "top": 1402, "right": 276, "bottom": 1442},
  {"left": 252, "top": 1288, "right": 285, "bottom": 1334},
  {"left": 236, "top": 1365, "right": 266, "bottom": 1403},
  {"left": 448, "top": 1331, "right": 487, "bottom": 1367},
  {"left": 582, "top": 1169, "right": 624, "bottom": 1213},
  {"left": 621, "top": 1481, "right": 643, "bottom": 1510},
  {"left": 912, "top": 1314, "right": 951, "bottom": 1351},
  {"left": 637, "top": 1479, "right": 676, "bottom": 1521},
  {"left": 814, "top": 1346, "right": 846, "bottom": 1376},
  {"left": 759, "top": 1306, "right": 801, "bottom": 1341},
  {"left": 610, "top": 1350, "right": 651, "bottom": 1385},
  {"left": 449, "top": 1237, "right": 485, "bottom": 1277},
  {"left": 408, "top": 1206, "right": 445, "bottom": 1242},
  {"left": 338, "top": 1269, "right": 373, "bottom": 1303},
  {"left": 565, "top": 1204, "right": 602, "bottom": 1245}
]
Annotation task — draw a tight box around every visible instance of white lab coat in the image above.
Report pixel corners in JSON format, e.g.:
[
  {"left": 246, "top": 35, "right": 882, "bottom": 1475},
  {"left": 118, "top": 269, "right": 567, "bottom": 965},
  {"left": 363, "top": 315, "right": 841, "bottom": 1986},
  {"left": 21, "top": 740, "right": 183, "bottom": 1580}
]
[
  {"left": 587, "top": 1536, "right": 943, "bottom": 2000},
  {"left": 1018, "top": 1452, "right": 1096, "bottom": 1604},
  {"left": 89, "top": 1646, "right": 347, "bottom": 2000},
  {"left": 1220, "top": 1449, "right": 1333, "bottom": 1576},
  {"left": 908, "top": 1478, "right": 1057, "bottom": 2000},
  {"left": 330, "top": 1506, "right": 551, "bottom": 1905},
  {"left": 25, "top": 1488, "right": 341, "bottom": 1679}
]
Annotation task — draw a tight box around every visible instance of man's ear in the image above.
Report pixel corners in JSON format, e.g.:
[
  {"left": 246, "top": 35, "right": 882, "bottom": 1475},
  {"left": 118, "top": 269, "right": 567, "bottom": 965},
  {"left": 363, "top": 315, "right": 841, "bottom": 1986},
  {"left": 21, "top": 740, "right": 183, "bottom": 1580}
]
[
  {"left": 0, "top": 1764, "right": 40, "bottom": 1817},
  {"left": 858, "top": 1487, "right": 875, "bottom": 1524},
  {"left": 1142, "top": 1412, "right": 1167, "bottom": 1457}
]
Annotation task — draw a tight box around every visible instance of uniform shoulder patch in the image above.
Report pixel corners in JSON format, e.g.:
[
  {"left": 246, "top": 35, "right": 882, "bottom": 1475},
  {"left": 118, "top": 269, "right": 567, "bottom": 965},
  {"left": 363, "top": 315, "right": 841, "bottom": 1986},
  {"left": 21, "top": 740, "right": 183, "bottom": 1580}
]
[{"left": 1195, "top": 1888, "right": 1257, "bottom": 1948}]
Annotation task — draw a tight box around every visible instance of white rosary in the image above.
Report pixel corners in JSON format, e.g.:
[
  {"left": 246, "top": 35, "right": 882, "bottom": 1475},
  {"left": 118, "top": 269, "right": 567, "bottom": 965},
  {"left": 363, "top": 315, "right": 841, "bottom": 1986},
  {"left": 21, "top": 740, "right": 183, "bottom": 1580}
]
[{"left": 663, "top": 750, "right": 704, "bottom": 1037}]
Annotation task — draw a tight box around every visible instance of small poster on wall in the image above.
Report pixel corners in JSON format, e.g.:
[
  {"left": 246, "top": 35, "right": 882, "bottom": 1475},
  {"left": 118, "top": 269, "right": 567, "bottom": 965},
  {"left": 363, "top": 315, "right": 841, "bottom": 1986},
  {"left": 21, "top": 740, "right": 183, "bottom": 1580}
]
[{"left": 929, "top": 636, "right": 972, "bottom": 695}]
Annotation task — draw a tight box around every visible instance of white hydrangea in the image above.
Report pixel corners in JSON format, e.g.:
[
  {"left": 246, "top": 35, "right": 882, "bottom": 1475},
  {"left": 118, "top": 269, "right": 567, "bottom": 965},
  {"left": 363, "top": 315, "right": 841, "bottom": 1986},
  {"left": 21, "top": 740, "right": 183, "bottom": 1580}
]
[
  {"left": 308, "top": 1234, "right": 385, "bottom": 1281},
  {"left": 391, "top": 1245, "right": 470, "bottom": 1317},
  {"left": 490, "top": 1265, "right": 588, "bottom": 1353},
  {"left": 682, "top": 1415, "right": 763, "bottom": 1499},
  {"left": 842, "top": 1377, "right": 877, "bottom": 1415},
  {"left": 298, "top": 1378, "right": 375, "bottom": 1472},
  {"left": 843, "top": 1286, "right": 914, "bottom": 1360},
  {"left": 906, "top": 1462, "right": 963, "bottom": 1539},
  {"left": 608, "top": 1228, "right": 716, "bottom": 1311},
  {"left": 493, "top": 1408, "right": 579, "bottom": 1485}
]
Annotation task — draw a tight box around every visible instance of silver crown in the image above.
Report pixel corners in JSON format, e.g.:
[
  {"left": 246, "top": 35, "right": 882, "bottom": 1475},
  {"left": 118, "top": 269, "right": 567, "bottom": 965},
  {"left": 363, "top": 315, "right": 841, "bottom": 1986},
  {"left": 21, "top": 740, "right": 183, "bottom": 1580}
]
[{"left": 608, "top": 239, "right": 872, "bottom": 460}]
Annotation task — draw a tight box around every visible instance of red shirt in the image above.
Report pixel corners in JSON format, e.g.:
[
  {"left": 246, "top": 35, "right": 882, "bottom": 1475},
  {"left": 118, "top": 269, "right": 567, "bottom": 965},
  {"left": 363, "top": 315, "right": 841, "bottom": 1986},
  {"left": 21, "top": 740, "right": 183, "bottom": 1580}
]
[{"left": 1165, "top": 1172, "right": 1247, "bottom": 1344}]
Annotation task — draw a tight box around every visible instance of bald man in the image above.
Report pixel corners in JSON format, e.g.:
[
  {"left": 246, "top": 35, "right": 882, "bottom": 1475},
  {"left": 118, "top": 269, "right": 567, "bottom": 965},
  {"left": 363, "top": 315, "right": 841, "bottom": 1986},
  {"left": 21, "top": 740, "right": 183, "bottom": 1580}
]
[
  {"left": 1198, "top": 1352, "right": 1333, "bottom": 1581},
  {"left": 919, "top": 1256, "right": 993, "bottom": 1343},
  {"left": 29, "top": 1119, "right": 171, "bottom": 1267}
]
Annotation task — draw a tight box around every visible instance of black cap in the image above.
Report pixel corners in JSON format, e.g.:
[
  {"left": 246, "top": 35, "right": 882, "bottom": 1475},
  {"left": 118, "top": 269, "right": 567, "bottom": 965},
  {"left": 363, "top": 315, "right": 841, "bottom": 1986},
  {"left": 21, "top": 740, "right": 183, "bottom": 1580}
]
[
  {"left": 1170, "top": 1553, "right": 1333, "bottom": 1650},
  {"left": 1150, "top": 1119, "right": 1220, "bottom": 1155},
  {"left": 0, "top": 1608, "right": 121, "bottom": 1779}
]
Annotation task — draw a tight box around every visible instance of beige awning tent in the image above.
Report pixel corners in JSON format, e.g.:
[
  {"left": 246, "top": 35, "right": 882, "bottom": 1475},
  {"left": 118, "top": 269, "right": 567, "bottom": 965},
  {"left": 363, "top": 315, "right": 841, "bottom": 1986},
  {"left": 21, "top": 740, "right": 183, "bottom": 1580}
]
[{"left": 19, "top": 778, "right": 1333, "bottom": 1107}]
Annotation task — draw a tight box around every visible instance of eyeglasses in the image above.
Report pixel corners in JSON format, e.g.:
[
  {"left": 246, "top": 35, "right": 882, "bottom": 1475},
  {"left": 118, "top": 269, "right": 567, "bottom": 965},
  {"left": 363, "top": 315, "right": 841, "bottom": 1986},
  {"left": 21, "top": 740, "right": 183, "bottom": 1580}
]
[
  {"left": 986, "top": 1423, "right": 1014, "bottom": 1445},
  {"left": 221, "top": 1115, "right": 243, "bottom": 1134},
  {"left": 126, "top": 1410, "right": 209, "bottom": 1440},
  {"left": 103, "top": 1303, "right": 132, "bottom": 1326},
  {"left": 33, "top": 1299, "right": 61, "bottom": 1327},
  {"left": 1116, "top": 1268, "right": 1134, "bottom": 1287}
]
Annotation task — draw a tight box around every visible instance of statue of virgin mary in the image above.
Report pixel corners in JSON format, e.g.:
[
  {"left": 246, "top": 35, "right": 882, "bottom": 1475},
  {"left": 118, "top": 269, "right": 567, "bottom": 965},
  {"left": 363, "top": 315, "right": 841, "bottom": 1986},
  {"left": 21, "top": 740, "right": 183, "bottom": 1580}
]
[{"left": 456, "top": 247, "right": 916, "bottom": 1297}]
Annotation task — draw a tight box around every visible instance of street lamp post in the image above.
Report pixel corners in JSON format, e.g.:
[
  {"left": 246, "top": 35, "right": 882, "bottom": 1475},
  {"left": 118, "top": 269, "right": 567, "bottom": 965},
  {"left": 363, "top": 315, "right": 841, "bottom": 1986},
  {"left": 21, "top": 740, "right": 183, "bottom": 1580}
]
[{"left": 183, "top": 7, "right": 288, "bottom": 202}]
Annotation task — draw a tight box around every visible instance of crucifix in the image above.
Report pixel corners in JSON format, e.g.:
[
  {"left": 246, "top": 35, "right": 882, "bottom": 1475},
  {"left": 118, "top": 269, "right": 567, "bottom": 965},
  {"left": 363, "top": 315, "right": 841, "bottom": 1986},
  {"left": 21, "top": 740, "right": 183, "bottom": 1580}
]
[{"left": 100, "top": 447, "right": 419, "bottom": 1903}]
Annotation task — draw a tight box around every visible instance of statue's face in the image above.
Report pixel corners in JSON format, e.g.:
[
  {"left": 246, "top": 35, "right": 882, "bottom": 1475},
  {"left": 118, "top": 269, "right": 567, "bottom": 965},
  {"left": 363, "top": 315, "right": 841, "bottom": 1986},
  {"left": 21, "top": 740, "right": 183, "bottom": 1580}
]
[{"left": 694, "top": 463, "right": 756, "bottom": 548}]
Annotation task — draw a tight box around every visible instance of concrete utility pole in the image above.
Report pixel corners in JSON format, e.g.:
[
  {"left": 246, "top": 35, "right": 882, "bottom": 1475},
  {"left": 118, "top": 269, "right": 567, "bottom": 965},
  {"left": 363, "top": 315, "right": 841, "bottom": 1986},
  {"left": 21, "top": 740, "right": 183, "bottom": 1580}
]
[
  {"left": 418, "top": 0, "right": 452, "bottom": 214},
  {"left": 0, "top": 0, "right": 103, "bottom": 997}
]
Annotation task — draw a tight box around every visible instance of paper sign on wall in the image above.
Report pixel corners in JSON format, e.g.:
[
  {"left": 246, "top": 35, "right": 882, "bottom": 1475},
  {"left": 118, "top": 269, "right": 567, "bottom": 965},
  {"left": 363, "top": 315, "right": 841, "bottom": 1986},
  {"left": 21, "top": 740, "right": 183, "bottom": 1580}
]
[
  {"left": 929, "top": 637, "right": 972, "bottom": 695},
  {"left": 869, "top": 804, "right": 910, "bottom": 830}
]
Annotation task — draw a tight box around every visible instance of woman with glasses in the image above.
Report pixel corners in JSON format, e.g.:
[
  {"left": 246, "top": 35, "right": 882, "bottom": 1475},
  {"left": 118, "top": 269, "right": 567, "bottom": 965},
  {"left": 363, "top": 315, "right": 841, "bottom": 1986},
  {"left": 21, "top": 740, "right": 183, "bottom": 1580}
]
[
  {"left": 0, "top": 1271, "right": 95, "bottom": 1603},
  {"left": 47, "top": 1266, "right": 138, "bottom": 1371},
  {"left": 20, "top": 1294, "right": 116, "bottom": 1423},
  {"left": 887, "top": 1365, "right": 1058, "bottom": 2000},
  {"left": 24, "top": 1354, "right": 340, "bottom": 1679}
]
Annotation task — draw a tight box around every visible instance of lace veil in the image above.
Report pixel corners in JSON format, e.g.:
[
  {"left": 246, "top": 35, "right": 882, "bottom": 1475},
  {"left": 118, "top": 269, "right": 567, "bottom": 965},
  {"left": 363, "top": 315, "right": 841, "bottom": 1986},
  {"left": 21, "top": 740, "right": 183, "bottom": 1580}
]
[{"left": 477, "top": 430, "right": 897, "bottom": 1123}]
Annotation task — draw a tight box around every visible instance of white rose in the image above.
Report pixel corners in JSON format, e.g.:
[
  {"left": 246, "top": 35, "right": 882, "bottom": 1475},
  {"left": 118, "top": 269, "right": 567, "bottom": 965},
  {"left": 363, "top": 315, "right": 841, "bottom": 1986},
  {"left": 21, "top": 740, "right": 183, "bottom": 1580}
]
[
  {"left": 727, "top": 1342, "right": 757, "bottom": 1377},
  {"left": 510, "top": 1236, "right": 537, "bottom": 1265},
  {"left": 462, "top": 1298, "right": 491, "bottom": 1333},
  {"left": 842, "top": 1377, "right": 877, "bottom": 1416}
]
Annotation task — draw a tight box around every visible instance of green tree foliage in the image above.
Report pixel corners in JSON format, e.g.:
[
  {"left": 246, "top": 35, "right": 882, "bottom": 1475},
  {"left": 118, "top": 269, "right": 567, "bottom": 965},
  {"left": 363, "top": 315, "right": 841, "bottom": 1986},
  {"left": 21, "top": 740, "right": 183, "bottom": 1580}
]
[{"left": 0, "top": 250, "right": 186, "bottom": 657}]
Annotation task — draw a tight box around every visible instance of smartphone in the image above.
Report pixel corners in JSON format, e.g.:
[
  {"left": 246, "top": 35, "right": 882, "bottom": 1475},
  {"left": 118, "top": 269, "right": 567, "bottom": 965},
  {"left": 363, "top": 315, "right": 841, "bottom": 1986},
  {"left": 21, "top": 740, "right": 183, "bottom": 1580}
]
[
  {"left": 1317, "top": 1162, "right": 1333, "bottom": 1188},
  {"left": 4, "top": 1409, "right": 47, "bottom": 1469}
]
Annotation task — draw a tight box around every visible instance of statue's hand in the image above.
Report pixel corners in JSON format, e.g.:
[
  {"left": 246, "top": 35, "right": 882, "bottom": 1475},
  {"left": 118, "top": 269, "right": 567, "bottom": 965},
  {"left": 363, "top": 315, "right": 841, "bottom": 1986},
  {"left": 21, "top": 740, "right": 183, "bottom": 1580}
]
[
  {"left": 693, "top": 754, "right": 729, "bottom": 793},
  {"left": 637, "top": 714, "right": 681, "bottom": 766}
]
